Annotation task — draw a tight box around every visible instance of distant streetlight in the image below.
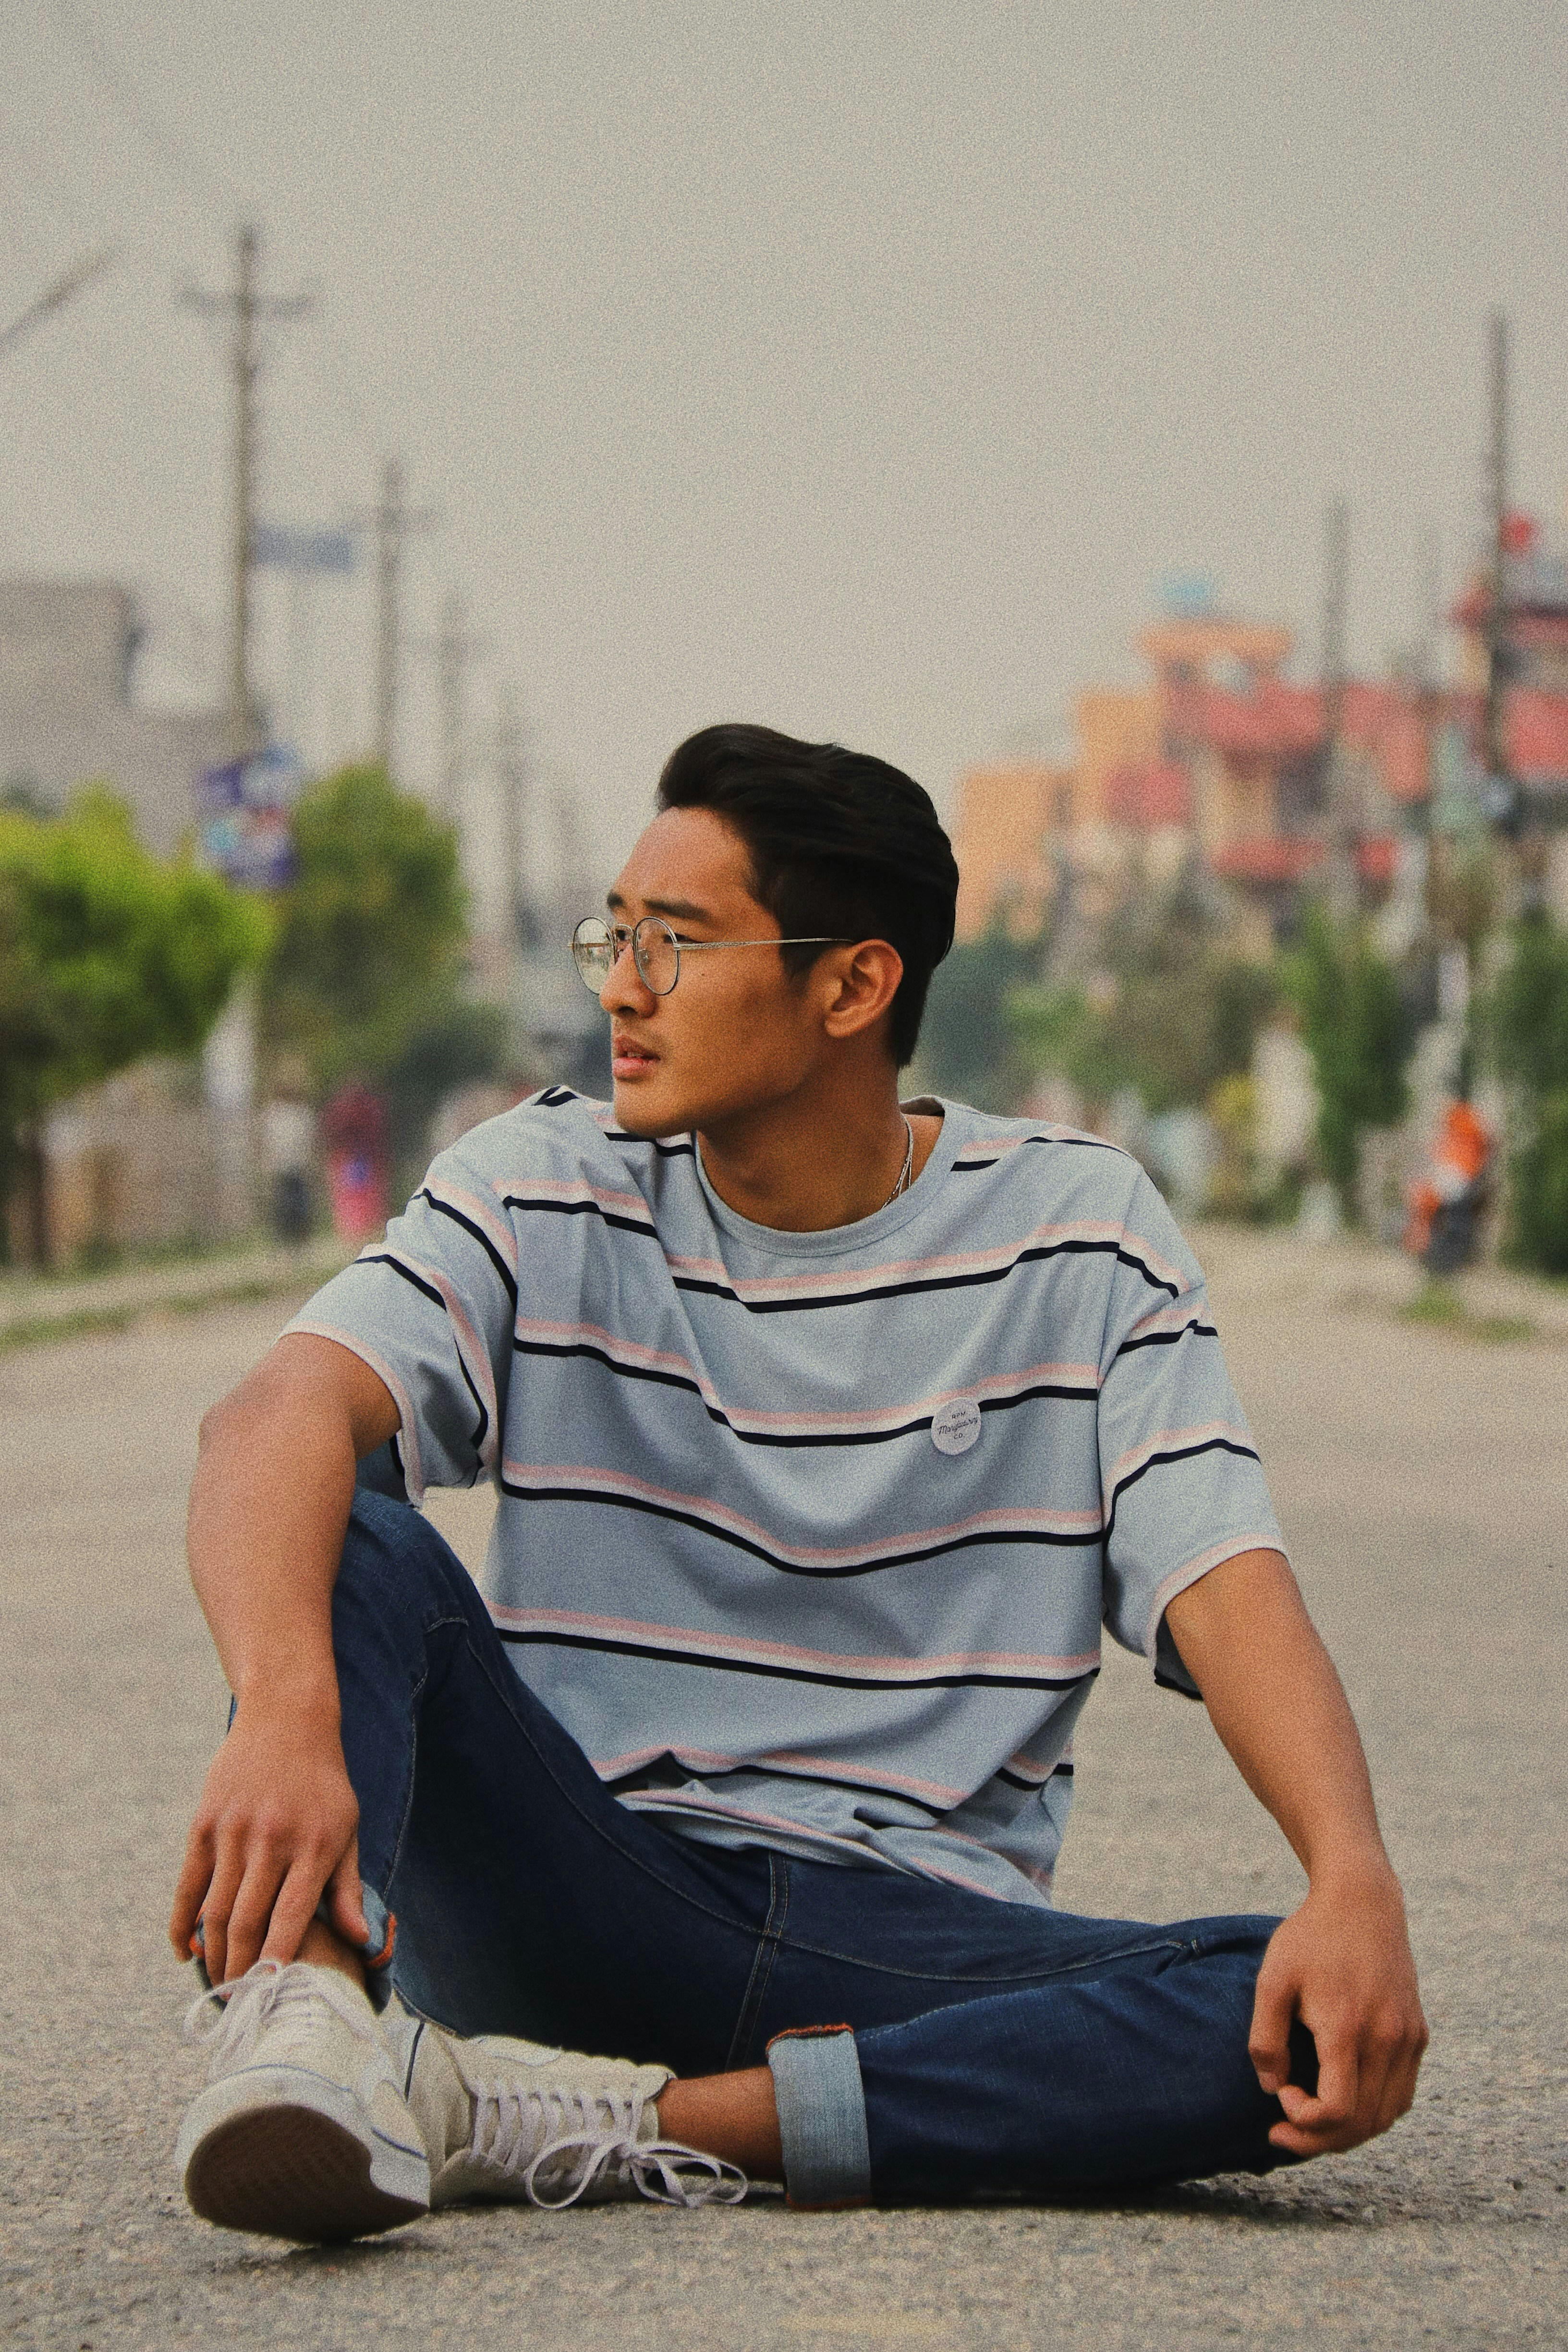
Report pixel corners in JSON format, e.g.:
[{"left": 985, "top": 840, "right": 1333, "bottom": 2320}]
[{"left": 0, "top": 246, "right": 117, "bottom": 364}]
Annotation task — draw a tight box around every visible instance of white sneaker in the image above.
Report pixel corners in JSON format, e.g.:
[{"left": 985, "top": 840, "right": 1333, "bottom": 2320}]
[
  {"left": 384, "top": 2000, "right": 747, "bottom": 2211},
  {"left": 176, "top": 1961, "right": 431, "bottom": 2242}
]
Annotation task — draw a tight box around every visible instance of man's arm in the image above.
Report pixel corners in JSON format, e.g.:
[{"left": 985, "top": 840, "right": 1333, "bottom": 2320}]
[
  {"left": 168, "top": 1334, "right": 400, "bottom": 1986},
  {"left": 1163, "top": 1548, "right": 1428, "bottom": 2157}
]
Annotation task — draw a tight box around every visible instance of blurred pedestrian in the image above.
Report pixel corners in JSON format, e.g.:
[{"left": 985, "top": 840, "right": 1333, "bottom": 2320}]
[
  {"left": 319, "top": 1081, "right": 388, "bottom": 1245},
  {"left": 259, "top": 1073, "right": 316, "bottom": 1246},
  {"left": 1405, "top": 1087, "right": 1493, "bottom": 1274}
]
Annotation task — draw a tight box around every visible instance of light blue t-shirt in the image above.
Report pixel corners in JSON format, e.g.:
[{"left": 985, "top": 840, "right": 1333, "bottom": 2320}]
[{"left": 290, "top": 1088, "right": 1285, "bottom": 1907}]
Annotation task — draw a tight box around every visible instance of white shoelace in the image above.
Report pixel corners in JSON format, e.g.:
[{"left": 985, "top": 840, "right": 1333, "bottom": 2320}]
[
  {"left": 468, "top": 2079, "right": 747, "bottom": 2210},
  {"left": 183, "top": 1958, "right": 383, "bottom": 2072}
]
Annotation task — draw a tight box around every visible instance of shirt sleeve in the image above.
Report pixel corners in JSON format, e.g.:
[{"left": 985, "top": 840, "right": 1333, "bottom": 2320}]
[
  {"left": 1096, "top": 1169, "right": 1287, "bottom": 1695},
  {"left": 283, "top": 1140, "right": 519, "bottom": 1502}
]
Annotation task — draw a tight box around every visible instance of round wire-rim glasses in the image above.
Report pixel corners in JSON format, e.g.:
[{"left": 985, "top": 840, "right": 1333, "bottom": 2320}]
[{"left": 570, "top": 914, "right": 850, "bottom": 999}]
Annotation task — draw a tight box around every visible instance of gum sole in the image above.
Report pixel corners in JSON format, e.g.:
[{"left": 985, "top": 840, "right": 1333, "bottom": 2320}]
[{"left": 184, "top": 2103, "right": 426, "bottom": 2243}]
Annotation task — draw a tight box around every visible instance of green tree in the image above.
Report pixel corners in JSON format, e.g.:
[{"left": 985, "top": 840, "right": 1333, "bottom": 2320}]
[
  {"left": 259, "top": 763, "right": 469, "bottom": 1092},
  {"left": 917, "top": 925, "right": 1041, "bottom": 1110},
  {"left": 1487, "top": 915, "right": 1568, "bottom": 1276},
  {"left": 0, "top": 788, "right": 272, "bottom": 1256},
  {"left": 1285, "top": 903, "right": 1410, "bottom": 1214}
]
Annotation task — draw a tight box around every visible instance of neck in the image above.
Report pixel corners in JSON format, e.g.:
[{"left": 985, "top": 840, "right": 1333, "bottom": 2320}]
[{"left": 695, "top": 1056, "right": 919, "bottom": 1232}]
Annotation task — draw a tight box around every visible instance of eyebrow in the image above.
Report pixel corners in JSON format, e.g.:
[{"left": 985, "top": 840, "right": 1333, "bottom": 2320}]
[{"left": 605, "top": 889, "right": 717, "bottom": 924}]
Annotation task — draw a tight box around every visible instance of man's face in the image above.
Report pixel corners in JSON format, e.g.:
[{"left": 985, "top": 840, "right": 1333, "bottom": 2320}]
[{"left": 597, "top": 807, "right": 829, "bottom": 1138}]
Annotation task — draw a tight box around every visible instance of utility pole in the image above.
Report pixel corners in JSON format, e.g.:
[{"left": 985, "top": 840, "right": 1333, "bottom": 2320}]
[
  {"left": 1319, "top": 501, "right": 1357, "bottom": 921},
  {"left": 494, "top": 681, "right": 532, "bottom": 963},
  {"left": 1483, "top": 310, "right": 1512, "bottom": 800},
  {"left": 1320, "top": 499, "right": 1349, "bottom": 749},
  {"left": 367, "top": 458, "right": 437, "bottom": 775},
  {"left": 183, "top": 226, "right": 311, "bottom": 758},
  {"left": 435, "top": 590, "right": 485, "bottom": 820}
]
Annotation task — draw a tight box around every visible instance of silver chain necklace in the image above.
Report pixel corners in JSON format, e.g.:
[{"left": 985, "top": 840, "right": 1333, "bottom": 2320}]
[{"left": 882, "top": 1115, "right": 914, "bottom": 1208}]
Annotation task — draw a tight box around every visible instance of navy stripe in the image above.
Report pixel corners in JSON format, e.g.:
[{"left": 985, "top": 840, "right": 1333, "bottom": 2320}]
[
  {"left": 499, "top": 1475, "right": 1103, "bottom": 1575},
  {"left": 356, "top": 1254, "right": 489, "bottom": 1460},
  {"left": 418, "top": 1189, "right": 519, "bottom": 1309},
  {"left": 512, "top": 1336, "right": 1095, "bottom": 1447},
  {"left": 499, "top": 1194, "right": 658, "bottom": 1240},
  {"left": 953, "top": 1135, "right": 1127, "bottom": 1171},
  {"left": 1113, "top": 1321, "right": 1218, "bottom": 1359},
  {"left": 601, "top": 1130, "right": 698, "bottom": 1159},
  {"left": 497, "top": 1625, "right": 1096, "bottom": 1694},
  {"left": 1103, "top": 1436, "right": 1260, "bottom": 1541},
  {"left": 671, "top": 1237, "right": 1181, "bottom": 1316}
]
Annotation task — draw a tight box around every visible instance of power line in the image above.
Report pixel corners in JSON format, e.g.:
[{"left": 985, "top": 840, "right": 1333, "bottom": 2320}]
[
  {"left": 39, "top": 0, "right": 233, "bottom": 220},
  {"left": 0, "top": 243, "right": 115, "bottom": 362}
]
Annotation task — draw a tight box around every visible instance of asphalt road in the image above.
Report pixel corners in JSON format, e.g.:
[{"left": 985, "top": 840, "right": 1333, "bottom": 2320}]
[{"left": 1, "top": 1229, "right": 1564, "bottom": 2350}]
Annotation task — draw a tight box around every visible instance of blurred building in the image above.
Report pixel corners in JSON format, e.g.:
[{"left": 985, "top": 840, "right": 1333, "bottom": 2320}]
[
  {"left": 0, "top": 578, "right": 226, "bottom": 846},
  {"left": 951, "top": 758, "right": 1075, "bottom": 939},
  {"left": 955, "top": 610, "right": 1432, "bottom": 948}
]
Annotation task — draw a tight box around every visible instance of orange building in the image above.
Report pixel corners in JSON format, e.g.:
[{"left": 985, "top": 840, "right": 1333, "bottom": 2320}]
[
  {"left": 951, "top": 758, "right": 1074, "bottom": 941},
  {"left": 953, "top": 610, "right": 1433, "bottom": 941}
]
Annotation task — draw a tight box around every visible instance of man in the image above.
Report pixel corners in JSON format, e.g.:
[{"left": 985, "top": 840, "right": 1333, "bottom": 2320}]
[{"left": 171, "top": 723, "right": 1426, "bottom": 2240}]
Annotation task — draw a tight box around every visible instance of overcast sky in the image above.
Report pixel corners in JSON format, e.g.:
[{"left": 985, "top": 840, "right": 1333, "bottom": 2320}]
[{"left": 4, "top": 0, "right": 1567, "bottom": 882}]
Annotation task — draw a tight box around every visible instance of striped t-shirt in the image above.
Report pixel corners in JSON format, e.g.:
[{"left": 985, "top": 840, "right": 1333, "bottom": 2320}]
[{"left": 289, "top": 1086, "right": 1285, "bottom": 1908}]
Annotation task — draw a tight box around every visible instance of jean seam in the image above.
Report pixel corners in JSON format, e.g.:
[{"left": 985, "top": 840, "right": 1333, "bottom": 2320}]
[
  {"left": 751, "top": 1928, "right": 1197, "bottom": 1990},
  {"left": 442, "top": 1609, "right": 793, "bottom": 1946},
  {"left": 725, "top": 1853, "right": 792, "bottom": 2071}
]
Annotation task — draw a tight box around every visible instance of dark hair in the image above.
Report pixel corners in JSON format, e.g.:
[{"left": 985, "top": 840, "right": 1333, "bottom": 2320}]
[{"left": 655, "top": 723, "right": 958, "bottom": 1067}]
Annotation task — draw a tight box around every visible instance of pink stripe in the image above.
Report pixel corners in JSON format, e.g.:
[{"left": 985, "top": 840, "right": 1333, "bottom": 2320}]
[
  {"left": 758, "top": 1751, "right": 967, "bottom": 1806},
  {"left": 514, "top": 1318, "right": 1099, "bottom": 1428},
  {"left": 500, "top": 1176, "right": 654, "bottom": 1223},
  {"left": 381, "top": 1246, "right": 499, "bottom": 1471},
  {"left": 1123, "top": 1300, "right": 1209, "bottom": 1342},
  {"left": 422, "top": 1176, "right": 518, "bottom": 1270},
  {"left": 666, "top": 1218, "right": 1131, "bottom": 1299},
  {"left": 1106, "top": 1419, "right": 1253, "bottom": 1494},
  {"left": 487, "top": 1600, "right": 1100, "bottom": 1680},
  {"left": 500, "top": 1459, "right": 1102, "bottom": 1567}
]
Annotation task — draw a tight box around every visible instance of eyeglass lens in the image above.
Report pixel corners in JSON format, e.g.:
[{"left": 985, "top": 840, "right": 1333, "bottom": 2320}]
[{"left": 570, "top": 916, "right": 681, "bottom": 996}]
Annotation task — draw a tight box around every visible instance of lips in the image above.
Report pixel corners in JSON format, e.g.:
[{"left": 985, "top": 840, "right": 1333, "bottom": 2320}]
[{"left": 611, "top": 1033, "right": 659, "bottom": 1078}]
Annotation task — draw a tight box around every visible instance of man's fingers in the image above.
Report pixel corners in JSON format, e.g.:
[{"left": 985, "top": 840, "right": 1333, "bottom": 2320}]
[
  {"left": 324, "top": 1841, "right": 369, "bottom": 1950},
  {"left": 260, "top": 1859, "right": 332, "bottom": 1967},
  {"left": 1246, "top": 1964, "right": 1297, "bottom": 2095},
  {"left": 222, "top": 1852, "right": 291, "bottom": 1982},
  {"left": 1269, "top": 2038, "right": 1360, "bottom": 2148},
  {"left": 198, "top": 1844, "right": 244, "bottom": 1987},
  {"left": 169, "top": 1820, "right": 216, "bottom": 1959}
]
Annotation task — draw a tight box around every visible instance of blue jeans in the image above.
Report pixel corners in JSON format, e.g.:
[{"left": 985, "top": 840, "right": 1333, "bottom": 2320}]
[{"left": 311, "top": 1491, "right": 1309, "bottom": 2205}]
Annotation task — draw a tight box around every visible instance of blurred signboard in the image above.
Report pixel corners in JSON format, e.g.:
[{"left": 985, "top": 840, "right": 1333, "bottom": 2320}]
[
  {"left": 250, "top": 523, "right": 357, "bottom": 573},
  {"left": 197, "top": 744, "right": 302, "bottom": 889}
]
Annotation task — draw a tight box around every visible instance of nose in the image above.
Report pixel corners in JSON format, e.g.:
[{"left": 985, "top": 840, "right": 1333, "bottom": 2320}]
[{"left": 600, "top": 932, "right": 654, "bottom": 1015}]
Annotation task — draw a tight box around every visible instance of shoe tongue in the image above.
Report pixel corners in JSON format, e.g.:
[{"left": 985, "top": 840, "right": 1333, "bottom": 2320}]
[{"left": 408, "top": 2025, "right": 480, "bottom": 2160}]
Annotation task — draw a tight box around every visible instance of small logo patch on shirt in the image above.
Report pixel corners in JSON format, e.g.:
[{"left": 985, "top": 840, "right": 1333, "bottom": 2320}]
[{"left": 931, "top": 1396, "right": 982, "bottom": 1456}]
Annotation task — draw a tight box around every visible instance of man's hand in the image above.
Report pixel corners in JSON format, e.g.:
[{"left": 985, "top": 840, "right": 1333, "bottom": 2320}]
[
  {"left": 1164, "top": 1551, "right": 1429, "bottom": 2157},
  {"left": 171, "top": 1335, "right": 400, "bottom": 1983},
  {"left": 168, "top": 1697, "right": 367, "bottom": 1985},
  {"left": 1250, "top": 1860, "right": 1427, "bottom": 2154}
]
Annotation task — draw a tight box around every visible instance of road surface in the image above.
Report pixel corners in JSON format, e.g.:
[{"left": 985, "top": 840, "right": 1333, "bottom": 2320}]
[{"left": 1, "top": 1227, "right": 1563, "bottom": 2348}]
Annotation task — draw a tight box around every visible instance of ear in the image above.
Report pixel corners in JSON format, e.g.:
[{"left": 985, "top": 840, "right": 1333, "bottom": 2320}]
[{"left": 818, "top": 940, "right": 904, "bottom": 1043}]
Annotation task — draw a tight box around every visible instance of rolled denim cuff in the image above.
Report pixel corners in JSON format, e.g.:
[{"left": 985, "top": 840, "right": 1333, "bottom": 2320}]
[
  {"left": 766, "top": 2025, "right": 872, "bottom": 2209},
  {"left": 189, "top": 1881, "right": 396, "bottom": 2011}
]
